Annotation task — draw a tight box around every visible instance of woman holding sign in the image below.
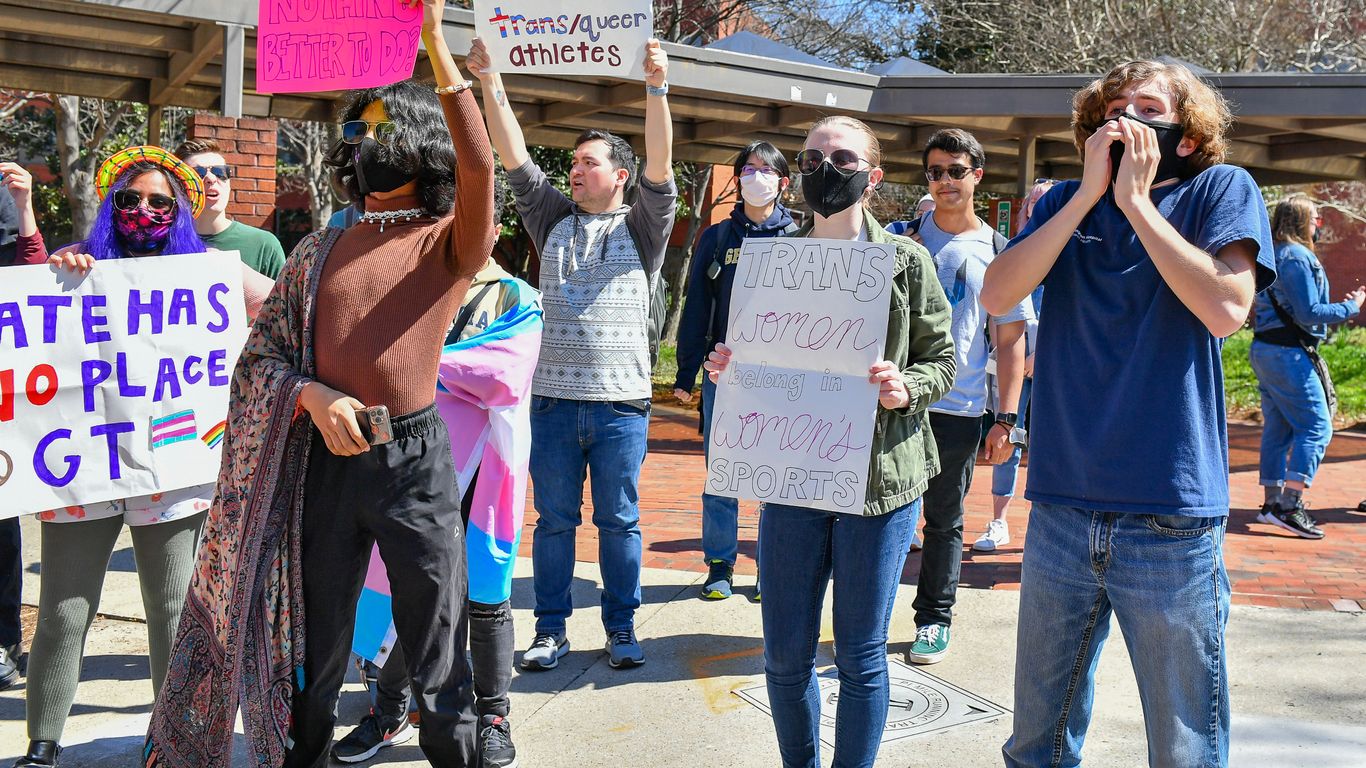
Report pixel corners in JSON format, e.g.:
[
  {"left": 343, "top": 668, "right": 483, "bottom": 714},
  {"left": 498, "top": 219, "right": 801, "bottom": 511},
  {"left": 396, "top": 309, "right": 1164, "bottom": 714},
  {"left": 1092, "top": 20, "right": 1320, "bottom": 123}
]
[
  {"left": 13, "top": 146, "right": 217, "bottom": 768},
  {"left": 704, "top": 116, "right": 955, "bottom": 768}
]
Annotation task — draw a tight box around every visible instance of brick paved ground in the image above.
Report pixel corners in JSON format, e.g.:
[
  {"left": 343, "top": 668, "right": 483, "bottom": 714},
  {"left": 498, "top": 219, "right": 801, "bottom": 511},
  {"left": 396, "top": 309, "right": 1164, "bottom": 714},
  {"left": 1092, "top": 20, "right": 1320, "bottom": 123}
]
[{"left": 519, "top": 404, "right": 1366, "bottom": 612}]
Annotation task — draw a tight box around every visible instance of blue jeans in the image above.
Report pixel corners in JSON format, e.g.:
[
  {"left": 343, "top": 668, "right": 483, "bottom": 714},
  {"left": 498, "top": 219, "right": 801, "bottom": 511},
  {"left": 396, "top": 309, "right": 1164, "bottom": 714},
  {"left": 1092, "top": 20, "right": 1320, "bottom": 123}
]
[
  {"left": 1249, "top": 340, "right": 1332, "bottom": 487},
  {"left": 760, "top": 499, "right": 921, "bottom": 768},
  {"left": 1004, "top": 503, "right": 1230, "bottom": 768},
  {"left": 700, "top": 376, "right": 742, "bottom": 565},
  {"left": 529, "top": 396, "right": 649, "bottom": 635},
  {"left": 991, "top": 377, "right": 1033, "bottom": 498}
]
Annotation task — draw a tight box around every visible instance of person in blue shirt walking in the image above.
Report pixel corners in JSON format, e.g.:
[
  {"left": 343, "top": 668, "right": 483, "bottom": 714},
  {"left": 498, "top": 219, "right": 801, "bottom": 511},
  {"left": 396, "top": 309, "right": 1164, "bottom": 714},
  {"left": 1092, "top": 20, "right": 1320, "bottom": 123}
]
[
  {"left": 983, "top": 60, "right": 1275, "bottom": 767},
  {"left": 673, "top": 140, "right": 794, "bottom": 599},
  {"left": 1249, "top": 195, "right": 1363, "bottom": 539}
]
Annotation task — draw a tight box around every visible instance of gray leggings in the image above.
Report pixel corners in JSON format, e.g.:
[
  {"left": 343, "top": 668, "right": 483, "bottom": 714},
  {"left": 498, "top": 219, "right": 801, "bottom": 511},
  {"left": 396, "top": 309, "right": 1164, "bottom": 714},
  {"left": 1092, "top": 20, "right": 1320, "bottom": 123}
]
[{"left": 26, "top": 512, "right": 204, "bottom": 742}]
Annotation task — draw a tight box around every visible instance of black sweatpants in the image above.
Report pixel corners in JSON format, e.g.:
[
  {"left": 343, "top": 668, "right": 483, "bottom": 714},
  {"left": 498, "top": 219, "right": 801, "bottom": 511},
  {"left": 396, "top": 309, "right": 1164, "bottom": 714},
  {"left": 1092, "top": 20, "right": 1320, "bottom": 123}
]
[
  {"left": 284, "top": 405, "right": 476, "bottom": 768},
  {"left": 911, "top": 412, "right": 981, "bottom": 628},
  {"left": 0, "top": 517, "right": 21, "bottom": 648}
]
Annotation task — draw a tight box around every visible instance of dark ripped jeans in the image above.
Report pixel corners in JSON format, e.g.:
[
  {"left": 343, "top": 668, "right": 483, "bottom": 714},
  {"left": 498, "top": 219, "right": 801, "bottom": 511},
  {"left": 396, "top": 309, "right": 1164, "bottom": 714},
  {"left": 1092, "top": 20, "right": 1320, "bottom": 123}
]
[{"left": 375, "top": 599, "right": 514, "bottom": 720}]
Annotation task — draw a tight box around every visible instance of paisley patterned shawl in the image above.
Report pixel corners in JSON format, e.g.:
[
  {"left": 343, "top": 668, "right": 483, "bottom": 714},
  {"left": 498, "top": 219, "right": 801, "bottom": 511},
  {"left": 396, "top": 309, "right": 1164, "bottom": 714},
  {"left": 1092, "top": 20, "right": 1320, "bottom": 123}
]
[{"left": 144, "top": 228, "right": 343, "bottom": 768}]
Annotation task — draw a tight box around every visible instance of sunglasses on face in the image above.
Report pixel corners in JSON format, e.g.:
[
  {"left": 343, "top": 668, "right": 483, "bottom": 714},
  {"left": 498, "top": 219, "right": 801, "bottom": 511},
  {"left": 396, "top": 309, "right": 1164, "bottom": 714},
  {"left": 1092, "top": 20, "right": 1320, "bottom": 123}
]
[
  {"left": 113, "top": 189, "right": 176, "bottom": 214},
  {"left": 191, "top": 164, "right": 232, "bottom": 180},
  {"left": 341, "top": 120, "right": 397, "bottom": 145},
  {"left": 925, "top": 165, "right": 978, "bottom": 182},
  {"left": 795, "top": 148, "right": 869, "bottom": 175}
]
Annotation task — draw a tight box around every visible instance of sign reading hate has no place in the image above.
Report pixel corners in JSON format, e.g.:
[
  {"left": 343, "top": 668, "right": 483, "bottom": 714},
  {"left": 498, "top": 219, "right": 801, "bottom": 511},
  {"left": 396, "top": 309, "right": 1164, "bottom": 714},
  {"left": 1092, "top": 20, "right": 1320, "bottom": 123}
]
[
  {"left": 474, "top": 0, "right": 652, "bottom": 77},
  {"left": 257, "top": 0, "right": 422, "bottom": 94},
  {"left": 707, "top": 238, "right": 895, "bottom": 515}
]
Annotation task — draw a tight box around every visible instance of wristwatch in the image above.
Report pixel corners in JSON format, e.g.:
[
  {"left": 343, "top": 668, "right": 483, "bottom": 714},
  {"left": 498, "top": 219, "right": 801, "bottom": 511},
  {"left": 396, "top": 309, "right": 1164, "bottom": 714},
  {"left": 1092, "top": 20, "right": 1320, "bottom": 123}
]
[
  {"left": 994, "top": 412, "right": 1019, "bottom": 428},
  {"left": 646, "top": 81, "right": 669, "bottom": 97}
]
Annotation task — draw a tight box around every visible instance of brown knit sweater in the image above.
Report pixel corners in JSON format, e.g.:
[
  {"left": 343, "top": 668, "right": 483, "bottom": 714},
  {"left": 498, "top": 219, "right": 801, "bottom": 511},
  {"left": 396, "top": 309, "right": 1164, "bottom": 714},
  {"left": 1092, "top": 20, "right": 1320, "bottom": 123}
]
[{"left": 313, "top": 89, "right": 496, "bottom": 417}]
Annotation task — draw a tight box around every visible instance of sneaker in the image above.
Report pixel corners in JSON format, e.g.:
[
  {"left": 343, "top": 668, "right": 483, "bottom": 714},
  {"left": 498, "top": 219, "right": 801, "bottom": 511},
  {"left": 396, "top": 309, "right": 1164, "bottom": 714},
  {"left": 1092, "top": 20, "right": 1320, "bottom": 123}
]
[
  {"left": 753, "top": 573, "right": 761, "bottom": 602},
  {"left": 331, "top": 712, "right": 414, "bottom": 763},
  {"left": 1268, "top": 501, "right": 1324, "bottom": 540},
  {"left": 520, "top": 633, "right": 569, "bottom": 671},
  {"left": 13, "top": 741, "right": 60, "bottom": 768},
  {"left": 972, "top": 519, "right": 1010, "bottom": 552},
  {"left": 701, "top": 560, "right": 734, "bottom": 600},
  {"left": 1256, "top": 502, "right": 1277, "bottom": 526},
  {"left": 906, "top": 624, "right": 951, "bottom": 665},
  {"left": 0, "top": 644, "right": 20, "bottom": 691},
  {"left": 909, "top": 532, "right": 923, "bottom": 552},
  {"left": 478, "top": 713, "right": 518, "bottom": 768},
  {"left": 605, "top": 629, "right": 644, "bottom": 669}
]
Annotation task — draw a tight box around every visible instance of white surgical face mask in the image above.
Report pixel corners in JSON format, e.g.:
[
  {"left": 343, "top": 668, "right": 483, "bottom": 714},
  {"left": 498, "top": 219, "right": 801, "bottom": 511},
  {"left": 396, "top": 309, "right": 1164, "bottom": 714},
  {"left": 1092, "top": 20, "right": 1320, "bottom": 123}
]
[{"left": 739, "top": 171, "right": 781, "bottom": 207}]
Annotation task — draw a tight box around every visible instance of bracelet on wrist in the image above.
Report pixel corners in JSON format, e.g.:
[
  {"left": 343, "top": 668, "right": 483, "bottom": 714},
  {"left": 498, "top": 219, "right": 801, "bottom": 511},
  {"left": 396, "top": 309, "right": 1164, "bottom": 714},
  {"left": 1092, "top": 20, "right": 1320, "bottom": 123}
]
[
  {"left": 435, "top": 80, "right": 474, "bottom": 95},
  {"left": 646, "top": 82, "right": 669, "bottom": 97}
]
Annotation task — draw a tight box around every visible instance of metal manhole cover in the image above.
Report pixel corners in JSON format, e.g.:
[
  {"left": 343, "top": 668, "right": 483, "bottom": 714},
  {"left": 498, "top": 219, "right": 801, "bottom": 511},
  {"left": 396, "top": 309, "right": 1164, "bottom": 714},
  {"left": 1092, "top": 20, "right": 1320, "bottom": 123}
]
[{"left": 735, "top": 659, "right": 1009, "bottom": 747}]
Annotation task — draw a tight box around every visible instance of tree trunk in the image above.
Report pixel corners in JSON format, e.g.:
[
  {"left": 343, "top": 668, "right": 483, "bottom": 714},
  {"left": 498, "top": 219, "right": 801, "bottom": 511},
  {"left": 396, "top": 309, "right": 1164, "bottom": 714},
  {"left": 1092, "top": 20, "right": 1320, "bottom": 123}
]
[
  {"left": 307, "top": 122, "right": 337, "bottom": 231},
  {"left": 661, "top": 164, "right": 712, "bottom": 345},
  {"left": 53, "top": 95, "right": 99, "bottom": 239}
]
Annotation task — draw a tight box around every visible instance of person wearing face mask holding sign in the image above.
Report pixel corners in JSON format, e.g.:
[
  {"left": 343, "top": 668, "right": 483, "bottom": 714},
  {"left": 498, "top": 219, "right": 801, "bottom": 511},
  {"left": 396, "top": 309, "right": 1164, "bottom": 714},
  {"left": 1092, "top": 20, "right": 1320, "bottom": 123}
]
[
  {"left": 705, "top": 116, "right": 955, "bottom": 768},
  {"left": 672, "top": 140, "right": 795, "bottom": 600},
  {"left": 143, "top": 1, "right": 496, "bottom": 767},
  {"left": 981, "top": 61, "right": 1275, "bottom": 767}
]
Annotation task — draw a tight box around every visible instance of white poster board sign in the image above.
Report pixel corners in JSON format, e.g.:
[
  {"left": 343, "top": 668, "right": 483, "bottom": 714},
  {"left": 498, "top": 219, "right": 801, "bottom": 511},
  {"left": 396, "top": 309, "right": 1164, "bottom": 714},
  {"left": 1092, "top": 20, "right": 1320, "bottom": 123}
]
[
  {"left": 707, "top": 238, "right": 895, "bottom": 514},
  {"left": 473, "top": 0, "right": 652, "bottom": 77},
  {"left": 0, "top": 253, "right": 249, "bottom": 518}
]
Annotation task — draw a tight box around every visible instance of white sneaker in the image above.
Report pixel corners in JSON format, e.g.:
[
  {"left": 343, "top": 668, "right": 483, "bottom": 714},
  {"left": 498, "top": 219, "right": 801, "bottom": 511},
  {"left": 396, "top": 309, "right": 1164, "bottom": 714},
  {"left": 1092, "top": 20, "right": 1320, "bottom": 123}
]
[{"left": 972, "top": 519, "right": 1010, "bottom": 552}]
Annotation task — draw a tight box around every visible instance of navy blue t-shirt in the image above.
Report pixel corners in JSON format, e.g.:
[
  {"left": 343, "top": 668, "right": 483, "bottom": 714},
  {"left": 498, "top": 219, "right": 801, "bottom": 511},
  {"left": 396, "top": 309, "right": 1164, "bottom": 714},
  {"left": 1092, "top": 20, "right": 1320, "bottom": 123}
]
[{"left": 1018, "top": 165, "right": 1274, "bottom": 516}]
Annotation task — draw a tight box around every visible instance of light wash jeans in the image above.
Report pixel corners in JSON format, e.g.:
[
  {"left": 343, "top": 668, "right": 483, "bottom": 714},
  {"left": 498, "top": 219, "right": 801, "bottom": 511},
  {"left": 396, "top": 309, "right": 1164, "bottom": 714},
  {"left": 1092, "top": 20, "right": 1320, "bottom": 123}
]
[
  {"left": 759, "top": 499, "right": 921, "bottom": 768},
  {"left": 1003, "top": 502, "right": 1230, "bottom": 768},
  {"left": 1249, "top": 340, "right": 1333, "bottom": 487},
  {"left": 529, "top": 396, "right": 649, "bottom": 635}
]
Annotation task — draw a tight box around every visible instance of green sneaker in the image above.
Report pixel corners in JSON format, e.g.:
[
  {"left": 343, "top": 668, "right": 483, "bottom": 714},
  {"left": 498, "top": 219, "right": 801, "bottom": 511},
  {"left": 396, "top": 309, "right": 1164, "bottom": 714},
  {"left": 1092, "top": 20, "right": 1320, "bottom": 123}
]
[
  {"left": 906, "top": 624, "right": 950, "bottom": 665},
  {"left": 701, "top": 560, "right": 734, "bottom": 599}
]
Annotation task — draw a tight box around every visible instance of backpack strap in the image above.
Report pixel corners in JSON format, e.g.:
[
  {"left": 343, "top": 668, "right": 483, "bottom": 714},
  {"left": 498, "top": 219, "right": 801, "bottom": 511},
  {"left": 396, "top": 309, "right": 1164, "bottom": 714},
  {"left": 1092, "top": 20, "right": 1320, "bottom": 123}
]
[{"left": 447, "top": 281, "right": 499, "bottom": 343}]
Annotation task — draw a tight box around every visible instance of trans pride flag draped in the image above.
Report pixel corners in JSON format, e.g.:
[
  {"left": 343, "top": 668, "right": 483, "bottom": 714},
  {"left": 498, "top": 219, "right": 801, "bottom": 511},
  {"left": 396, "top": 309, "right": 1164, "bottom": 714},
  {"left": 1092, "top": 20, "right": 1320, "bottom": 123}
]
[{"left": 353, "top": 277, "right": 542, "bottom": 664}]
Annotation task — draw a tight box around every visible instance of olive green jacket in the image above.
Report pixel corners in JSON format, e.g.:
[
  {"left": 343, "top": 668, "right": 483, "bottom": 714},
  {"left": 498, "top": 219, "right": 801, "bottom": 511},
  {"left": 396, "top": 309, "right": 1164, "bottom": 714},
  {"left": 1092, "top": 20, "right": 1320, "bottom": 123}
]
[{"left": 795, "top": 210, "right": 956, "bottom": 516}]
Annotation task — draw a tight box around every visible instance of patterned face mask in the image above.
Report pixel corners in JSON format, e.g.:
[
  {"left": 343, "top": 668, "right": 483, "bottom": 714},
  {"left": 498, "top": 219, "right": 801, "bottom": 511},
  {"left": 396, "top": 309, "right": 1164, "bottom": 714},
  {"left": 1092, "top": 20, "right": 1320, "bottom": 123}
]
[{"left": 114, "top": 204, "right": 175, "bottom": 254}]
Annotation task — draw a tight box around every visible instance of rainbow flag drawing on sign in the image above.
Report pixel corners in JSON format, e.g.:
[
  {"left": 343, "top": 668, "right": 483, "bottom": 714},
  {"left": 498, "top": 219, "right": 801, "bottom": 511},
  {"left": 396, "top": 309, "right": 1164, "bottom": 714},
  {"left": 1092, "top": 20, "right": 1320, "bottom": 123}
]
[
  {"left": 150, "top": 410, "right": 197, "bottom": 448},
  {"left": 201, "top": 420, "right": 227, "bottom": 449}
]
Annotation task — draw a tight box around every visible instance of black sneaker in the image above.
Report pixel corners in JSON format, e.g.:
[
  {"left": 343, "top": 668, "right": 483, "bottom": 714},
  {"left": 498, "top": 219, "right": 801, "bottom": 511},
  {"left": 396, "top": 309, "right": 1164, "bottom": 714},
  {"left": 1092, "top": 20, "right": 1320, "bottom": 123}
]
[
  {"left": 1268, "top": 501, "right": 1325, "bottom": 540},
  {"left": 13, "top": 741, "right": 59, "bottom": 768},
  {"left": 0, "top": 644, "right": 20, "bottom": 691},
  {"left": 478, "top": 713, "right": 518, "bottom": 768},
  {"left": 330, "top": 712, "right": 414, "bottom": 763},
  {"left": 701, "top": 560, "right": 733, "bottom": 600}
]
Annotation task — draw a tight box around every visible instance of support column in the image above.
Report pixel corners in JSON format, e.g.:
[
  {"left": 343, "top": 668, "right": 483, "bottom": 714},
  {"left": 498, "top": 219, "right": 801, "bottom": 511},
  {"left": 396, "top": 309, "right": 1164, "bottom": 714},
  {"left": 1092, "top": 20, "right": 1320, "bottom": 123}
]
[
  {"left": 147, "top": 105, "right": 163, "bottom": 147},
  {"left": 220, "top": 23, "right": 246, "bottom": 118},
  {"left": 1016, "top": 133, "right": 1037, "bottom": 198}
]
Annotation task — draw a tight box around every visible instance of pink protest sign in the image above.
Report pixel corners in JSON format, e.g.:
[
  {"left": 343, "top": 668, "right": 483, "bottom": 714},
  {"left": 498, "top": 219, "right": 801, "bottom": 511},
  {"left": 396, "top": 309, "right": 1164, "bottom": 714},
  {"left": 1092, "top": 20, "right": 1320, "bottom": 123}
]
[{"left": 256, "top": 0, "right": 423, "bottom": 94}]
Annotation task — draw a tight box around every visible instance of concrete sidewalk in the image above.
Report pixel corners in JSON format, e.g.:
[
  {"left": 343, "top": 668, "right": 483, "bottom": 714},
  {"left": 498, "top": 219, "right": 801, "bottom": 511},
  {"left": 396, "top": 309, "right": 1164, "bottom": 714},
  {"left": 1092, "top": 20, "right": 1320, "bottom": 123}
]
[{"left": 3, "top": 550, "right": 1364, "bottom": 767}]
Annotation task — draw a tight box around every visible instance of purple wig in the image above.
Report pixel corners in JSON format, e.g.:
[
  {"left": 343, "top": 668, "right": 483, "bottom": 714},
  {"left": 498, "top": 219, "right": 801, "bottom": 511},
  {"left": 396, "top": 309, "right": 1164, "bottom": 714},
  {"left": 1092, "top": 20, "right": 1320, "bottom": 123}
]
[{"left": 84, "top": 161, "right": 206, "bottom": 260}]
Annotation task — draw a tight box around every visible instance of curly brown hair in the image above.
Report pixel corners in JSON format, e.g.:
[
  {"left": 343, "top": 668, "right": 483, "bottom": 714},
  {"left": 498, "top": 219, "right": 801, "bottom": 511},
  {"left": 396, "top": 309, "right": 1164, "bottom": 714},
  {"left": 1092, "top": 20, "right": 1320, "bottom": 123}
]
[{"left": 1072, "top": 60, "right": 1232, "bottom": 173}]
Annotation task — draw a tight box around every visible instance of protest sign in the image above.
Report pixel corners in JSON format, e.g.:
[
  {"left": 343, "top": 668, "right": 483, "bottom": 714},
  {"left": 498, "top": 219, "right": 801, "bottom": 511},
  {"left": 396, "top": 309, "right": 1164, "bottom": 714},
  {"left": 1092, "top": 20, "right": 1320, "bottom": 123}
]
[
  {"left": 0, "top": 253, "right": 249, "bottom": 519},
  {"left": 474, "top": 0, "right": 652, "bottom": 77},
  {"left": 707, "top": 238, "right": 895, "bottom": 515},
  {"left": 256, "top": 0, "right": 422, "bottom": 94}
]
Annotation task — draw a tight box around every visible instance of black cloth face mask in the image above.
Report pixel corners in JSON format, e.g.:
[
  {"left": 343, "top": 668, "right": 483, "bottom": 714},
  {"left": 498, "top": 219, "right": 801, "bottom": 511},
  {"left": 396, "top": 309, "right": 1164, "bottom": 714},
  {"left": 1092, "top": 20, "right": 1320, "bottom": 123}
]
[
  {"left": 801, "top": 162, "right": 870, "bottom": 218},
  {"left": 352, "top": 137, "right": 413, "bottom": 196},
  {"left": 1108, "top": 113, "right": 1191, "bottom": 184}
]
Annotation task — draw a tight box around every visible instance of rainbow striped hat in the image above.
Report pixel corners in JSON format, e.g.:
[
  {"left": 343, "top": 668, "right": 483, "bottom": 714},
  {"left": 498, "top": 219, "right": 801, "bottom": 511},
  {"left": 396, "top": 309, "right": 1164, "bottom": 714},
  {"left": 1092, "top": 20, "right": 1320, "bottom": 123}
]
[{"left": 95, "top": 145, "right": 206, "bottom": 218}]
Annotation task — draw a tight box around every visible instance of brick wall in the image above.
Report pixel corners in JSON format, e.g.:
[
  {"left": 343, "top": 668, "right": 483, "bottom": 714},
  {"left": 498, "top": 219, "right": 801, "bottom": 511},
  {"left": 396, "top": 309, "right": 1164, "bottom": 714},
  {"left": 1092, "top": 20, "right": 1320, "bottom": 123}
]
[{"left": 184, "top": 114, "right": 279, "bottom": 230}]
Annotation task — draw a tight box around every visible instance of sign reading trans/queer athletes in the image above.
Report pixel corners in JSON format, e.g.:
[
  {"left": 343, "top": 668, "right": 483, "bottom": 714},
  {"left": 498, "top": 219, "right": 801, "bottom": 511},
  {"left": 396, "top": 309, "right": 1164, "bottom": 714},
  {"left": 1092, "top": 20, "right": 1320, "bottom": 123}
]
[
  {"left": 707, "top": 238, "right": 895, "bottom": 515},
  {"left": 474, "top": 0, "right": 652, "bottom": 77},
  {"left": 0, "top": 253, "right": 249, "bottom": 519},
  {"left": 256, "top": 0, "right": 421, "bottom": 94}
]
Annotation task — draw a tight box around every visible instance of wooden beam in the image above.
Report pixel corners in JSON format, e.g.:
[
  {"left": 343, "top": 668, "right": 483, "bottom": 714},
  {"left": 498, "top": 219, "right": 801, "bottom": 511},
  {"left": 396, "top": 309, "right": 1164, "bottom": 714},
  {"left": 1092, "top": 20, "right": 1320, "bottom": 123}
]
[
  {"left": 0, "top": 2, "right": 191, "bottom": 50},
  {"left": 0, "top": 62, "right": 148, "bottom": 102},
  {"left": 0, "top": 38, "right": 161, "bottom": 80},
  {"left": 149, "top": 22, "right": 223, "bottom": 106}
]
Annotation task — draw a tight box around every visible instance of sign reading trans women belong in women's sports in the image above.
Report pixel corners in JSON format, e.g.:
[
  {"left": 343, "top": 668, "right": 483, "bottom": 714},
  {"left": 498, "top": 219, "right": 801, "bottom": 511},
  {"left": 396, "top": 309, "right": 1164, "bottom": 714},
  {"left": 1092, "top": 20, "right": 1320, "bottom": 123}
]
[
  {"left": 0, "top": 253, "right": 249, "bottom": 519},
  {"left": 474, "top": 0, "right": 652, "bottom": 77},
  {"left": 257, "top": 0, "right": 422, "bottom": 93},
  {"left": 707, "top": 238, "right": 895, "bottom": 515}
]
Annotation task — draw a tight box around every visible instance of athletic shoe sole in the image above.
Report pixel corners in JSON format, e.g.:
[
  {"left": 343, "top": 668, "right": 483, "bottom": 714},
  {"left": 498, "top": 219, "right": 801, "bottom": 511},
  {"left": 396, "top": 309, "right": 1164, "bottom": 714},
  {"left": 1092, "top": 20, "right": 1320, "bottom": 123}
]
[
  {"left": 607, "top": 655, "right": 644, "bottom": 669},
  {"left": 331, "top": 724, "right": 415, "bottom": 764},
  {"left": 701, "top": 586, "right": 733, "bottom": 600},
  {"left": 971, "top": 540, "right": 1003, "bottom": 552},
  {"left": 519, "top": 640, "right": 570, "bottom": 671},
  {"left": 906, "top": 648, "right": 948, "bottom": 665},
  {"left": 0, "top": 667, "right": 19, "bottom": 691},
  {"left": 1265, "top": 514, "right": 1324, "bottom": 539}
]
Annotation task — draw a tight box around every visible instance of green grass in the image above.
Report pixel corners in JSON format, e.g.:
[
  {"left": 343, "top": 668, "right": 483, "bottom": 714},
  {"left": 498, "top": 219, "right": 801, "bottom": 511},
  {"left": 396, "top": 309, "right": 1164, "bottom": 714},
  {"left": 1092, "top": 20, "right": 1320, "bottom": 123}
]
[{"left": 1224, "top": 327, "right": 1366, "bottom": 429}]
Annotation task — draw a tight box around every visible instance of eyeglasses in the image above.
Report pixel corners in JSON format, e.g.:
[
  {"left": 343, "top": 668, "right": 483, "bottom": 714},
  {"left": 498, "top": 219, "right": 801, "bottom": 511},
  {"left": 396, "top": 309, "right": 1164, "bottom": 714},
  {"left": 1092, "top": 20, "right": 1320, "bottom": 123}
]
[
  {"left": 925, "top": 165, "right": 978, "bottom": 182},
  {"left": 190, "top": 164, "right": 233, "bottom": 181},
  {"left": 795, "top": 148, "right": 869, "bottom": 175},
  {"left": 113, "top": 189, "right": 176, "bottom": 214},
  {"left": 341, "top": 120, "right": 397, "bottom": 145},
  {"left": 739, "top": 166, "right": 780, "bottom": 178}
]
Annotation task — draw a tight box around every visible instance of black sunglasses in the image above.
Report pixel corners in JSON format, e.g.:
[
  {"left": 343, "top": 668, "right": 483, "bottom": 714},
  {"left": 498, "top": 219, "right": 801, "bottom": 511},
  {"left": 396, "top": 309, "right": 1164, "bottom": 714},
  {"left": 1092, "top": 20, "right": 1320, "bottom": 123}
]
[
  {"left": 795, "top": 148, "right": 869, "bottom": 175},
  {"left": 191, "top": 164, "right": 233, "bottom": 180},
  {"left": 341, "top": 120, "right": 397, "bottom": 145},
  {"left": 925, "top": 166, "right": 978, "bottom": 182},
  {"left": 113, "top": 189, "right": 176, "bottom": 214}
]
